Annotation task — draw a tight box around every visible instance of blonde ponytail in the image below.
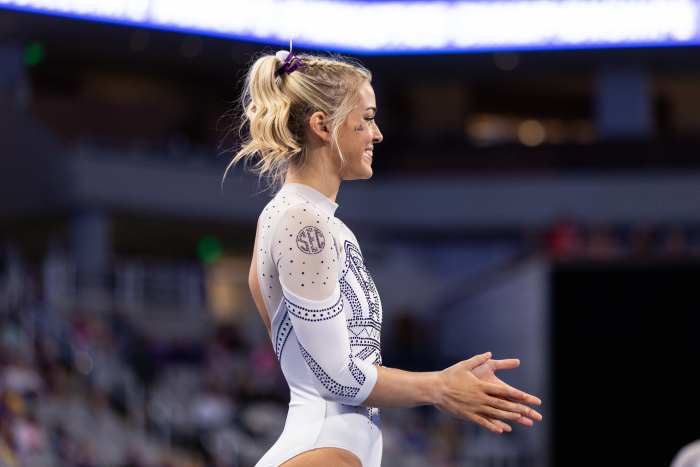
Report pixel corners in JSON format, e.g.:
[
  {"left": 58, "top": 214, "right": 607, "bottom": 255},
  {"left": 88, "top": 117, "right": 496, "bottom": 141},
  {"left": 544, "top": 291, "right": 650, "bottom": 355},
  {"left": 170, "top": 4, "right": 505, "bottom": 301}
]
[{"left": 221, "top": 51, "right": 371, "bottom": 194}]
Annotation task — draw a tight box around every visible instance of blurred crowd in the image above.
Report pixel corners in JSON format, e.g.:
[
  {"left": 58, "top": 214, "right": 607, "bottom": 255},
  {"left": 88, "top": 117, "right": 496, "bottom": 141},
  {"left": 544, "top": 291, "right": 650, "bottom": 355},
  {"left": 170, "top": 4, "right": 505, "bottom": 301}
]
[
  {"left": 0, "top": 218, "right": 700, "bottom": 467},
  {"left": 543, "top": 219, "right": 700, "bottom": 261},
  {"left": 0, "top": 303, "right": 259, "bottom": 467},
  {"left": 2, "top": 219, "right": 696, "bottom": 466},
  {"left": 0, "top": 249, "right": 514, "bottom": 467}
]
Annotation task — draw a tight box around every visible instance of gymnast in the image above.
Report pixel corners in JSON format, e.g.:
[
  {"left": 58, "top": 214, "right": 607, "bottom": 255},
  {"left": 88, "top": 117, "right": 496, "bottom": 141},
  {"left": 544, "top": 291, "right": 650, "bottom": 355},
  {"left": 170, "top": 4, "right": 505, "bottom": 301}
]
[{"left": 224, "top": 47, "right": 543, "bottom": 467}]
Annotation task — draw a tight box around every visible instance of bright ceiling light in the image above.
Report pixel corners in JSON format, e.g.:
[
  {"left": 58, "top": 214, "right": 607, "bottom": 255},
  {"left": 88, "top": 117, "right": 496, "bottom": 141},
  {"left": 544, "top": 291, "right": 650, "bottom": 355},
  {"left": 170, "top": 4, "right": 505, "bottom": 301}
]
[{"left": 1, "top": 0, "right": 698, "bottom": 54}]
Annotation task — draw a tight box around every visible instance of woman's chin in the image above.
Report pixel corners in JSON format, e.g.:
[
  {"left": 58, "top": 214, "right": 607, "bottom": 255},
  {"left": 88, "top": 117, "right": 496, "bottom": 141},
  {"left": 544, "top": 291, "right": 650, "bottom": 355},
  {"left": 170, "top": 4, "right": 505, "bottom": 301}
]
[{"left": 342, "top": 166, "right": 373, "bottom": 181}]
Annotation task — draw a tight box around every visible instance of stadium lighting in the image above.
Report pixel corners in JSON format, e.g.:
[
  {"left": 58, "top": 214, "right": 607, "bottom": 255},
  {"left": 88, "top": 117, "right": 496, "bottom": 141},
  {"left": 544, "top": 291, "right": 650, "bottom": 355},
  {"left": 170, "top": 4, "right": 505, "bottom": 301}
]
[{"left": 1, "top": 0, "right": 698, "bottom": 54}]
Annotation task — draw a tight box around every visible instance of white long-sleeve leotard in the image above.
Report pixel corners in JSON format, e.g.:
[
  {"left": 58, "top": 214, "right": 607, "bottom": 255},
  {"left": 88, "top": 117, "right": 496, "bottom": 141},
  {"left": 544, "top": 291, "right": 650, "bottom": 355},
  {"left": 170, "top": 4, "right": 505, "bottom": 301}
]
[{"left": 254, "top": 182, "right": 383, "bottom": 467}]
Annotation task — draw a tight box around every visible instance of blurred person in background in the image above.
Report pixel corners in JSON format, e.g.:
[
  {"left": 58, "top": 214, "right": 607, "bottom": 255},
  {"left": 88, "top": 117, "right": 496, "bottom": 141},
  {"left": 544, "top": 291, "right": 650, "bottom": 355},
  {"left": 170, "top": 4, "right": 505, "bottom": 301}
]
[
  {"left": 224, "top": 47, "right": 543, "bottom": 467},
  {"left": 671, "top": 439, "right": 700, "bottom": 467}
]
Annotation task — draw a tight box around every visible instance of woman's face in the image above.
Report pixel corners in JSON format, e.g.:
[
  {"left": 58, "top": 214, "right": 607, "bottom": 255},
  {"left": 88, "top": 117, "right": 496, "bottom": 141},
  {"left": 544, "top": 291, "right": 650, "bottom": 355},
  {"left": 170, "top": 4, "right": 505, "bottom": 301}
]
[{"left": 337, "top": 81, "right": 383, "bottom": 180}]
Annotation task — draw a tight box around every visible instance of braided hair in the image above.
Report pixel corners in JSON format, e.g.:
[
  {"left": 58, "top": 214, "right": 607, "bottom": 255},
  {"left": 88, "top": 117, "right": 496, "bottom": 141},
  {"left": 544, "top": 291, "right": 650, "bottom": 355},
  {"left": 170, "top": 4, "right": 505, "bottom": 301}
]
[{"left": 221, "top": 52, "right": 372, "bottom": 193}]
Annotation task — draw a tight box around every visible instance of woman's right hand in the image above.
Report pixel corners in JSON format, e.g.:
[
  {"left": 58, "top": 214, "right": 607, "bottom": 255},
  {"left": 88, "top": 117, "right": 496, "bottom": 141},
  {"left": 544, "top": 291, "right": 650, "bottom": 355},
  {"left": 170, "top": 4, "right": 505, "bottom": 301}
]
[{"left": 434, "top": 352, "right": 543, "bottom": 434}]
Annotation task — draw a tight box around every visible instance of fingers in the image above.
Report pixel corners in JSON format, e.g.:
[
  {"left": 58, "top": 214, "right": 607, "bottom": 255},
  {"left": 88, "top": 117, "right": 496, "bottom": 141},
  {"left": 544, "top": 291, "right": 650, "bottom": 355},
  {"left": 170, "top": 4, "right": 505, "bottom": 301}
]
[
  {"left": 498, "top": 380, "right": 542, "bottom": 406},
  {"left": 486, "top": 415, "right": 529, "bottom": 431},
  {"left": 487, "top": 363, "right": 543, "bottom": 407},
  {"left": 485, "top": 396, "right": 543, "bottom": 422},
  {"left": 489, "top": 358, "right": 520, "bottom": 371},
  {"left": 464, "top": 352, "right": 492, "bottom": 370},
  {"left": 483, "top": 381, "right": 524, "bottom": 400},
  {"left": 470, "top": 413, "right": 504, "bottom": 434},
  {"left": 472, "top": 412, "right": 516, "bottom": 434},
  {"left": 513, "top": 415, "right": 534, "bottom": 427},
  {"left": 480, "top": 406, "right": 523, "bottom": 422},
  {"left": 490, "top": 418, "right": 513, "bottom": 433},
  {"left": 483, "top": 381, "right": 542, "bottom": 406}
]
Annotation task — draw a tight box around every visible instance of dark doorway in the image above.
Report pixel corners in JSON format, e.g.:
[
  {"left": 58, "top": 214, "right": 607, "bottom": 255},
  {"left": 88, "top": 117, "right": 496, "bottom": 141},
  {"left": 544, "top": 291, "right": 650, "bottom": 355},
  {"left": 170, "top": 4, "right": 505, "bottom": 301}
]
[{"left": 551, "top": 261, "right": 700, "bottom": 467}]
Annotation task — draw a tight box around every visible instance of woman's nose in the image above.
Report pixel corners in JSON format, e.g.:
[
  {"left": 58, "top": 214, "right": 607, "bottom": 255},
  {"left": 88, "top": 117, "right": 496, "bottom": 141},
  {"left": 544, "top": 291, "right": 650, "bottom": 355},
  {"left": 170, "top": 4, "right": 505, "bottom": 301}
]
[{"left": 373, "top": 125, "right": 383, "bottom": 143}]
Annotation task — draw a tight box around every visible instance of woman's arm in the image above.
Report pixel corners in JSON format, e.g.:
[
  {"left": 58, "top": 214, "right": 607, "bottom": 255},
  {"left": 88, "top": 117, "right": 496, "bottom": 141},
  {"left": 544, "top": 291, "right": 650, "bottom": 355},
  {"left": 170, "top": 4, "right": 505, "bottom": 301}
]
[
  {"left": 271, "top": 205, "right": 542, "bottom": 433},
  {"left": 365, "top": 353, "right": 543, "bottom": 434},
  {"left": 249, "top": 218, "right": 272, "bottom": 339},
  {"left": 272, "top": 204, "right": 378, "bottom": 406},
  {"left": 363, "top": 365, "right": 441, "bottom": 407}
]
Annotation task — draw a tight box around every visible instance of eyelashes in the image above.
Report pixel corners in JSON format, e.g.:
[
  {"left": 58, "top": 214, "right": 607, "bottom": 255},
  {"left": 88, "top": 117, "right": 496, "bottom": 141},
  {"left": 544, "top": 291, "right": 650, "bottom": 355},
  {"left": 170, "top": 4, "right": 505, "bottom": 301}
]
[{"left": 354, "top": 117, "right": 377, "bottom": 132}]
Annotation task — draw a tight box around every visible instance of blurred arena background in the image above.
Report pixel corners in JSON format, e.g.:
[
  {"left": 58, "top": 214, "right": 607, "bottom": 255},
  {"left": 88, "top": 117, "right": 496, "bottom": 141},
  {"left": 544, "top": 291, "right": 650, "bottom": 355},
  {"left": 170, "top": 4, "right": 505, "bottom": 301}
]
[{"left": 1, "top": 1, "right": 699, "bottom": 466}]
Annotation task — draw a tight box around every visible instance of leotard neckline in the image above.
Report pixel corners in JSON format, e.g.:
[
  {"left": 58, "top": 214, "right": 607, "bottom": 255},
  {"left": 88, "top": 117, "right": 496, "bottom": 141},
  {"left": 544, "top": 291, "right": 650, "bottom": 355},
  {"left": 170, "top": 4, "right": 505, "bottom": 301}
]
[{"left": 280, "top": 183, "right": 339, "bottom": 217}]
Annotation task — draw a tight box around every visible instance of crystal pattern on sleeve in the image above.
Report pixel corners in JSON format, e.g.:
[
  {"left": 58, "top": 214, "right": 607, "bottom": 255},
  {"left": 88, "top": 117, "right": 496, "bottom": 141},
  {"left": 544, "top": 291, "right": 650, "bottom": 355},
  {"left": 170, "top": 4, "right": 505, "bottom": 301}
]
[{"left": 271, "top": 203, "right": 378, "bottom": 406}]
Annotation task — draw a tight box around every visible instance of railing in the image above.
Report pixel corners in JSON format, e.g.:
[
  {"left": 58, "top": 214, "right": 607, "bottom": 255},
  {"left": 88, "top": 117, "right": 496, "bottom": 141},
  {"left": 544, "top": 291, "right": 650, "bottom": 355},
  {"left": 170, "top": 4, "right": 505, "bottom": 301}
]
[{"left": 40, "top": 256, "right": 207, "bottom": 315}]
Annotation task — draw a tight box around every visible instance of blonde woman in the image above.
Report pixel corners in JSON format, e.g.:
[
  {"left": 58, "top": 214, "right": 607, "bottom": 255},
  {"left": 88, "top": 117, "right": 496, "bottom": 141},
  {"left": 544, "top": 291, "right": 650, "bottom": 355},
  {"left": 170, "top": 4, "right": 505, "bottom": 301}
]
[{"left": 226, "top": 49, "right": 543, "bottom": 467}]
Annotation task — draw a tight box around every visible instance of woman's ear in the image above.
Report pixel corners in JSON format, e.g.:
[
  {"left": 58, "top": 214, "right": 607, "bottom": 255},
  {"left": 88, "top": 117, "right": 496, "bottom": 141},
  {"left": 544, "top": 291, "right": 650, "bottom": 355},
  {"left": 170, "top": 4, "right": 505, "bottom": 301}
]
[{"left": 308, "top": 111, "right": 331, "bottom": 143}]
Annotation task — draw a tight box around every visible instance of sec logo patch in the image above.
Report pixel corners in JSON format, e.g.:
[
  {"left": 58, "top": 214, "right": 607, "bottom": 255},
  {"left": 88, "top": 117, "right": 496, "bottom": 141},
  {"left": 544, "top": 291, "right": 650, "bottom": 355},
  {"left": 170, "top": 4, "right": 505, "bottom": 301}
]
[{"left": 296, "top": 226, "right": 326, "bottom": 254}]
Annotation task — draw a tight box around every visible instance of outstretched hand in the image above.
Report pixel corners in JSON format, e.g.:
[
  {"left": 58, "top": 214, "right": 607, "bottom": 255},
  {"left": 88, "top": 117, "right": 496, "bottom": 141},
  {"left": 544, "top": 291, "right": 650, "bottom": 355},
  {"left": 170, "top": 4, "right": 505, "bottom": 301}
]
[
  {"left": 435, "top": 352, "right": 542, "bottom": 434},
  {"left": 472, "top": 357, "right": 542, "bottom": 432}
]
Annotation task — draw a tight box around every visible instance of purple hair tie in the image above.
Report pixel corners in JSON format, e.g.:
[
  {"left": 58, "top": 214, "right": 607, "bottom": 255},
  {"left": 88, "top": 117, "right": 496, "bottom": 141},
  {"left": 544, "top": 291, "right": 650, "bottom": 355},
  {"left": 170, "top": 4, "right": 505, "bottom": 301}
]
[{"left": 275, "top": 50, "right": 304, "bottom": 77}]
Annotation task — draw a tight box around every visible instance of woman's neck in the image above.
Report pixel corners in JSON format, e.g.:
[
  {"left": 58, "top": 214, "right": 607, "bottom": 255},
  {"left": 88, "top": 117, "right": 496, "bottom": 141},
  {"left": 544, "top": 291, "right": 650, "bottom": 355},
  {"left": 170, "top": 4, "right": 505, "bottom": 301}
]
[{"left": 285, "top": 150, "right": 341, "bottom": 203}]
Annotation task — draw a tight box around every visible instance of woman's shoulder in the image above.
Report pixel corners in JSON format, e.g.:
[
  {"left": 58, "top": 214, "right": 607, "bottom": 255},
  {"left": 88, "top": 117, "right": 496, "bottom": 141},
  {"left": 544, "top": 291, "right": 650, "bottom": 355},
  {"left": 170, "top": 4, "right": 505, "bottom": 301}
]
[
  {"left": 258, "top": 194, "right": 334, "bottom": 232},
  {"left": 258, "top": 189, "right": 303, "bottom": 220}
]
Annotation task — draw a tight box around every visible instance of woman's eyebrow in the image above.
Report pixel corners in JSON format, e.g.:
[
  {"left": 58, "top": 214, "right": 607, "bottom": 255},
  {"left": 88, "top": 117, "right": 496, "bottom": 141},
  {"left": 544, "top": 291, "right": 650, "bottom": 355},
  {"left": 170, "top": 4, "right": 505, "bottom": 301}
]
[{"left": 366, "top": 106, "right": 377, "bottom": 112}]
